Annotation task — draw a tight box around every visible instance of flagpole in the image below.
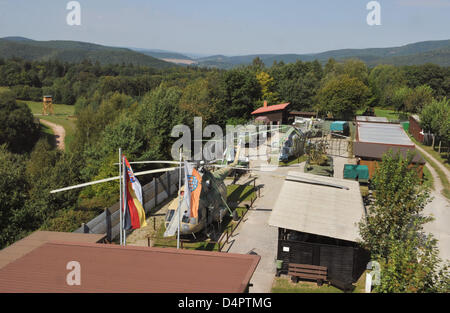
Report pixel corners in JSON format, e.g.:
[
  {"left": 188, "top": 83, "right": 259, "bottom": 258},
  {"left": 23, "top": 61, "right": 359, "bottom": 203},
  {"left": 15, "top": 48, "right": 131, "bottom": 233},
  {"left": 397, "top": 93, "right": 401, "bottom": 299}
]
[
  {"left": 119, "top": 148, "right": 123, "bottom": 245},
  {"left": 177, "top": 148, "right": 182, "bottom": 249},
  {"left": 123, "top": 155, "right": 127, "bottom": 246}
]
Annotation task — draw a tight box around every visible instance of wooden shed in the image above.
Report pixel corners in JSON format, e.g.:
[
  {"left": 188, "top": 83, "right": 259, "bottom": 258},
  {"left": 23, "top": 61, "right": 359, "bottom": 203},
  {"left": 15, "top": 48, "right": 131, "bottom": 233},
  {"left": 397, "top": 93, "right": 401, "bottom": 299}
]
[
  {"left": 354, "top": 142, "right": 425, "bottom": 179},
  {"left": 354, "top": 122, "right": 425, "bottom": 179},
  {"left": 268, "top": 172, "right": 369, "bottom": 289},
  {"left": 409, "top": 115, "right": 424, "bottom": 143},
  {"left": 251, "top": 101, "right": 290, "bottom": 125}
]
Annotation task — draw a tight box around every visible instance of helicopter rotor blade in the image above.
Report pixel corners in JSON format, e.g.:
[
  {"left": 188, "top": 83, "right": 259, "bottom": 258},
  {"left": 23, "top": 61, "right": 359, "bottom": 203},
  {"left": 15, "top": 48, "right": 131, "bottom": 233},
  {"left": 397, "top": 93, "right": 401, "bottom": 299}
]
[{"left": 50, "top": 167, "right": 177, "bottom": 194}]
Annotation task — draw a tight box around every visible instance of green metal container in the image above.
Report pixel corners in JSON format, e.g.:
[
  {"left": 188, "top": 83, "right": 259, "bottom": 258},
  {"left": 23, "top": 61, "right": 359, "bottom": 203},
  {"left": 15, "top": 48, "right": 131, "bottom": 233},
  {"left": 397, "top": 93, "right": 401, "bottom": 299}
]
[
  {"left": 276, "top": 260, "right": 283, "bottom": 269},
  {"left": 402, "top": 122, "right": 410, "bottom": 132}
]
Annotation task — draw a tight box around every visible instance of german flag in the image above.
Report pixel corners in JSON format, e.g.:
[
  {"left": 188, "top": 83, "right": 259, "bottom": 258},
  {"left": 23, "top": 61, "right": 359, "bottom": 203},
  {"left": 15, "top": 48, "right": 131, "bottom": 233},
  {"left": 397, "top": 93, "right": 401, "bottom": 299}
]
[{"left": 123, "top": 157, "right": 147, "bottom": 230}]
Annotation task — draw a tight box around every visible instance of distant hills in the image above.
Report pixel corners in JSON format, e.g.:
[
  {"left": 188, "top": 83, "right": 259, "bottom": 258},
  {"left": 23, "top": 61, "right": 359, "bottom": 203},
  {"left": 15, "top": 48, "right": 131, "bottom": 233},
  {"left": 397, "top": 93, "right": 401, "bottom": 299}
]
[
  {"left": 0, "top": 37, "right": 174, "bottom": 69},
  {"left": 190, "top": 40, "right": 450, "bottom": 68},
  {"left": 1, "top": 37, "right": 449, "bottom": 68}
]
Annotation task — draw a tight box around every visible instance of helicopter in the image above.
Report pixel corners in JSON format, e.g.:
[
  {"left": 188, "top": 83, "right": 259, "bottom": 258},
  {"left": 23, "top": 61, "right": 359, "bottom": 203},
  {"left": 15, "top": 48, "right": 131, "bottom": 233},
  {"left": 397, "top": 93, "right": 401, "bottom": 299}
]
[{"left": 163, "top": 144, "right": 243, "bottom": 238}]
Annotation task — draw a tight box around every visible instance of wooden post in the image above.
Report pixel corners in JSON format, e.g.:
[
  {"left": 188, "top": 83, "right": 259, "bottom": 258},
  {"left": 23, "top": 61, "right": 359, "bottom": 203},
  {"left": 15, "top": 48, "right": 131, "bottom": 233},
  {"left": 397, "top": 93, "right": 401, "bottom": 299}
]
[
  {"left": 439, "top": 141, "right": 442, "bottom": 154},
  {"left": 105, "top": 208, "right": 112, "bottom": 242},
  {"left": 154, "top": 177, "right": 158, "bottom": 206},
  {"left": 167, "top": 171, "right": 171, "bottom": 195}
]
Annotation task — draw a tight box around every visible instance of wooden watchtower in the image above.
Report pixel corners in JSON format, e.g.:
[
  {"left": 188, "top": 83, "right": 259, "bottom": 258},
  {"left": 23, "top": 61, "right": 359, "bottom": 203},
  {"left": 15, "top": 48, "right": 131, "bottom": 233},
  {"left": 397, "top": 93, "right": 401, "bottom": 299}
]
[{"left": 42, "top": 95, "right": 54, "bottom": 115}]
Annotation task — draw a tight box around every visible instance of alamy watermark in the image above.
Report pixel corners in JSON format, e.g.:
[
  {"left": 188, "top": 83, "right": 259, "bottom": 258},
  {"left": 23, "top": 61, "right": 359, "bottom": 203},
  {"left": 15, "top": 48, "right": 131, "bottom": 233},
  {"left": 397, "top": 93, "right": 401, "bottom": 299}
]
[
  {"left": 66, "top": 1, "right": 81, "bottom": 26},
  {"left": 367, "top": 1, "right": 381, "bottom": 26},
  {"left": 66, "top": 260, "right": 81, "bottom": 286},
  {"left": 171, "top": 117, "right": 282, "bottom": 171}
]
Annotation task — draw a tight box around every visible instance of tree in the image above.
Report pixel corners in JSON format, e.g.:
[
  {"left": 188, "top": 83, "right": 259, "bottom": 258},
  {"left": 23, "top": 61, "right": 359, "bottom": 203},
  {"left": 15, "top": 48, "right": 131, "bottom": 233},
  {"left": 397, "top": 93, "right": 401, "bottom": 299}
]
[
  {"left": 0, "top": 90, "right": 39, "bottom": 153},
  {"left": 376, "top": 230, "right": 449, "bottom": 293},
  {"left": 0, "top": 145, "right": 29, "bottom": 248},
  {"left": 420, "top": 98, "right": 449, "bottom": 152},
  {"left": 255, "top": 71, "right": 279, "bottom": 105},
  {"left": 404, "top": 85, "right": 434, "bottom": 113},
  {"left": 219, "top": 69, "right": 262, "bottom": 124},
  {"left": 369, "top": 65, "right": 406, "bottom": 107},
  {"left": 179, "top": 78, "right": 217, "bottom": 125},
  {"left": 359, "top": 151, "right": 449, "bottom": 292},
  {"left": 359, "top": 151, "right": 431, "bottom": 257},
  {"left": 316, "top": 74, "right": 371, "bottom": 120}
]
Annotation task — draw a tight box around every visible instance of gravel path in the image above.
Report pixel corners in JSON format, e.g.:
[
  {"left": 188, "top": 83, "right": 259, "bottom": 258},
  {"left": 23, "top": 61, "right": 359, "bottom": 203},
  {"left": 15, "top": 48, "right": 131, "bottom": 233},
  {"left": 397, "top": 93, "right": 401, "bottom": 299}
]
[
  {"left": 39, "top": 118, "right": 66, "bottom": 150},
  {"left": 414, "top": 144, "right": 450, "bottom": 261}
]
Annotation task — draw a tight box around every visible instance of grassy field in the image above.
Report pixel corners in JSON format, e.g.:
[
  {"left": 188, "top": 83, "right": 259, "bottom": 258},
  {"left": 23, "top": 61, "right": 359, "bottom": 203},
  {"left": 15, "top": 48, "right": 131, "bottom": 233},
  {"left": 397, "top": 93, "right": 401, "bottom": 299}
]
[
  {"left": 1, "top": 86, "right": 77, "bottom": 150},
  {"left": 408, "top": 135, "right": 450, "bottom": 199},
  {"left": 271, "top": 271, "right": 367, "bottom": 293},
  {"left": 422, "top": 165, "right": 435, "bottom": 190},
  {"left": 18, "top": 99, "right": 77, "bottom": 150},
  {"left": 356, "top": 107, "right": 402, "bottom": 121},
  {"left": 280, "top": 154, "right": 308, "bottom": 166}
]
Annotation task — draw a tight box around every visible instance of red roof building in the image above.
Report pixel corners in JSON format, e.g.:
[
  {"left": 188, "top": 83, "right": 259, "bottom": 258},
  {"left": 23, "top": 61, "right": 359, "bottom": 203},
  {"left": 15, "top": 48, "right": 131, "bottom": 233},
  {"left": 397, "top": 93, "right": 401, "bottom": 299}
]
[{"left": 251, "top": 101, "right": 290, "bottom": 125}]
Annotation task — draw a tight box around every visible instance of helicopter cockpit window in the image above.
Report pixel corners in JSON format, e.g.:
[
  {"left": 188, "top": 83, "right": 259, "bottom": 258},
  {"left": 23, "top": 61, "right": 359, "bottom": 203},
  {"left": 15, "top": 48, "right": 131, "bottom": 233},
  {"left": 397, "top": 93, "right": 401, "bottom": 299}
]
[
  {"left": 166, "top": 210, "right": 175, "bottom": 222},
  {"left": 182, "top": 212, "right": 190, "bottom": 223}
]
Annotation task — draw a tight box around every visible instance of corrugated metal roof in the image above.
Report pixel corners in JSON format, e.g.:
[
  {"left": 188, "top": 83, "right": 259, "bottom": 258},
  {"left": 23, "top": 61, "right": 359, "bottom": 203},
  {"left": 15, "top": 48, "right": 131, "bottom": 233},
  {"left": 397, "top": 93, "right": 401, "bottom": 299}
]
[
  {"left": 268, "top": 172, "right": 365, "bottom": 242},
  {"left": 0, "top": 242, "right": 260, "bottom": 293},
  {"left": 356, "top": 116, "right": 389, "bottom": 123},
  {"left": 357, "top": 122, "right": 414, "bottom": 147},
  {"left": 353, "top": 142, "right": 425, "bottom": 164},
  {"left": 251, "top": 103, "right": 289, "bottom": 115},
  {"left": 0, "top": 231, "right": 105, "bottom": 270}
]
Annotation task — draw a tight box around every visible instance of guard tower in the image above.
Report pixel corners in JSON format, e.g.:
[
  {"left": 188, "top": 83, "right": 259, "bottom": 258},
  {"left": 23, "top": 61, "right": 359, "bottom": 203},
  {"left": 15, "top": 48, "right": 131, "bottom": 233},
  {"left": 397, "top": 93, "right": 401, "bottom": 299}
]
[{"left": 42, "top": 95, "right": 54, "bottom": 115}]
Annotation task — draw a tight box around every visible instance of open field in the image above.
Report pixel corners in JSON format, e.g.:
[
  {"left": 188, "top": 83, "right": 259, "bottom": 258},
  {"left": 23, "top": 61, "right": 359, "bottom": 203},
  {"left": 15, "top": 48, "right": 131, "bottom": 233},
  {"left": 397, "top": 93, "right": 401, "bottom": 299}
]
[
  {"left": 1, "top": 86, "right": 76, "bottom": 150},
  {"left": 18, "top": 99, "right": 76, "bottom": 150},
  {"left": 356, "top": 107, "right": 402, "bottom": 121}
]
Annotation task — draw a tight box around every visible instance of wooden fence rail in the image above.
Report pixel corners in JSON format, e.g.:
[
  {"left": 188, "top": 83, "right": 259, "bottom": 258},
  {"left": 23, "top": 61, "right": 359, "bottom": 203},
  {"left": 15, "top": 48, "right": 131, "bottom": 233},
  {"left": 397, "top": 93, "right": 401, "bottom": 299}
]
[{"left": 74, "top": 169, "right": 184, "bottom": 241}]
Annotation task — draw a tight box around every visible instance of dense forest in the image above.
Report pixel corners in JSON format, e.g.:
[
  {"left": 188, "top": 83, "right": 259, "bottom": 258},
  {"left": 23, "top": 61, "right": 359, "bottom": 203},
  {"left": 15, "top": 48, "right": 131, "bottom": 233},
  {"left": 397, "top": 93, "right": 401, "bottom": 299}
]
[{"left": 0, "top": 56, "right": 449, "bottom": 249}]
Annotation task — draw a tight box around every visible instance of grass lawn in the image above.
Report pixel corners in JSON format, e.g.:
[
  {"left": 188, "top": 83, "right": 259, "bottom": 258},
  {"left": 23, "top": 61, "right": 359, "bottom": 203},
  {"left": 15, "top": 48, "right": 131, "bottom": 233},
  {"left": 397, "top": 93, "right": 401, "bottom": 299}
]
[
  {"left": 271, "top": 277, "right": 343, "bottom": 293},
  {"left": 410, "top": 137, "right": 450, "bottom": 171},
  {"left": 422, "top": 165, "right": 435, "bottom": 190},
  {"left": 280, "top": 154, "right": 307, "bottom": 166},
  {"left": 20, "top": 99, "right": 75, "bottom": 116},
  {"left": 19, "top": 99, "right": 77, "bottom": 150},
  {"left": 226, "top": 184, "right": 256, "bottom": 203},
  {"left": 271, "top": 271, "right": 367, "bottom": 293},
  {"left": 356, "top": 107, "right": 401, "bottom": 121},
  {"left": 408, "top": 135, "right": 450, "bottom": 199}
]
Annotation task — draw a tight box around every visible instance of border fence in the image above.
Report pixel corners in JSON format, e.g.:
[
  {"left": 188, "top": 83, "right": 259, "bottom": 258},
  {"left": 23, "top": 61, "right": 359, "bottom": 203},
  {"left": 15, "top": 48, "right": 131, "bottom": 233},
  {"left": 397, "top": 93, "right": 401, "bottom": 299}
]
[{"left": 74, "top": 169, "right": 184, "bottom": 242}]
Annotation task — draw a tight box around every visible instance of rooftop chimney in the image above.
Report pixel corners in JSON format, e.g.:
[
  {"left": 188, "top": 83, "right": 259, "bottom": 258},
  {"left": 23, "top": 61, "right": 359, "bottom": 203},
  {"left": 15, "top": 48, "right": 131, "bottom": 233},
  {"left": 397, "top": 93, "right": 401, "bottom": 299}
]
[{"left": 263, "top": 100, "right": 268, "bottom": 108}]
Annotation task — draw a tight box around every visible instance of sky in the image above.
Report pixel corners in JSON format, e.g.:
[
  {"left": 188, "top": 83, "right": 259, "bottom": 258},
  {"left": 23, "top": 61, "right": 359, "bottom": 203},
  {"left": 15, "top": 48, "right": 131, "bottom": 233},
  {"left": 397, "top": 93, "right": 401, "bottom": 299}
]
[{"left": 0, "top": 0, "right": 449, "bottom": 56}]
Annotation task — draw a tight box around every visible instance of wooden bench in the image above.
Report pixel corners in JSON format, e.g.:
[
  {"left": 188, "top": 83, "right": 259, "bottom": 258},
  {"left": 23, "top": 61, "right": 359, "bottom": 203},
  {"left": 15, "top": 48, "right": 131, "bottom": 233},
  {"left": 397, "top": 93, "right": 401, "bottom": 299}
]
[{"left": 288, "top": 263, "right": 328, "bottom": 286}]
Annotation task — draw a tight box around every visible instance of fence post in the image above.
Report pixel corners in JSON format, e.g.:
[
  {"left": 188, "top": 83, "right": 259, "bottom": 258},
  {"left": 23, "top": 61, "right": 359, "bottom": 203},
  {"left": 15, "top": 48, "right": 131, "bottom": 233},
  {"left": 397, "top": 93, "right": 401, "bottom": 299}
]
[
  {"left": 154, "top": 177, "right": 158, "bottom": 206},
  {"left": 105, "top": 208, "right": 112, "bottom": 242},
  {"left": 167, "top": 171, "right": 171, "bottom": 195}
]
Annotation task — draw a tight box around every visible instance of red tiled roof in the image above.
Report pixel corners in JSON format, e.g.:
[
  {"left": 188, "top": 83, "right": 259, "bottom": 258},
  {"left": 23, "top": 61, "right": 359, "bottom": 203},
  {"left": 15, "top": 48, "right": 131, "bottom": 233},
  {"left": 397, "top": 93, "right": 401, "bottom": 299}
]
[
  {"left": 0, "top": 241, "right": 260, "bottom": 293},
  {"left": 251, "top": 102, "right": 290, "bottom": 115}
]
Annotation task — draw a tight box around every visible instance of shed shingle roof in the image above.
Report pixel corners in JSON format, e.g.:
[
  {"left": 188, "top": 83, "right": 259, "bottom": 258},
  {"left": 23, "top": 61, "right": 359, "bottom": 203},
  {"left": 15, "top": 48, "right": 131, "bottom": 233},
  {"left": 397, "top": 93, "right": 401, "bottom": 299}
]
[
  {"left": 353, "top": 142, "right": 425, "bottom": 164},
  {"left": 268, "top": 172, "right": 365, "bottom": 242},
  {"left": 357, "top": 122, "right": 414, "bottom": 147}
]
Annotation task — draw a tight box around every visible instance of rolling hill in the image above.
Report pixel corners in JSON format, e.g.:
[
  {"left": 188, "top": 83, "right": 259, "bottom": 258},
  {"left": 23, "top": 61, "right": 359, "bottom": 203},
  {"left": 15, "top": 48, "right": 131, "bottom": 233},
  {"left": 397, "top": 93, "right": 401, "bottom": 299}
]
[
  {"left": 0, "top": 37, "right": 175, "bottom": 69},
  {"left": 194, "top": 39, "right": 450, "bottom": 68}
]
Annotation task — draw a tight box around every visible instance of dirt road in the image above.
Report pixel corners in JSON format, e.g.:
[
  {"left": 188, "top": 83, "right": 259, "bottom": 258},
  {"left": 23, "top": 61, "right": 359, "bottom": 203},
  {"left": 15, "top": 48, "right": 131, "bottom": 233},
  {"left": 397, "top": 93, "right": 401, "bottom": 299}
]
[{"left": 39, "top": 119, "right": 66, "bottom": 150}]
